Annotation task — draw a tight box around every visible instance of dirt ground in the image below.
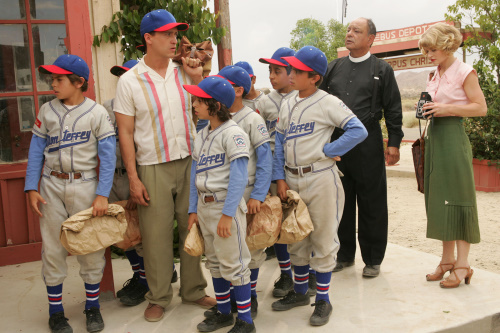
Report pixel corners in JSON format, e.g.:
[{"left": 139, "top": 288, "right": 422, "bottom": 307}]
[{"left": 387, "top": 173, "right": 500, "bottom": 274}]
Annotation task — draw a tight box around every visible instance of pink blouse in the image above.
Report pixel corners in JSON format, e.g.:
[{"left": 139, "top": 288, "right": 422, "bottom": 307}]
[{"left": 426, "top": 59, "right": 476, "bottom": 105}]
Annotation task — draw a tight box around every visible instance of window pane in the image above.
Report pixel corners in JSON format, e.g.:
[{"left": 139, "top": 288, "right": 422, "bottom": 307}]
[
  {"left": 29, "top": 0, "right": 65, "bottom": 20},
  {"left": 0, "top": 25, "right": 32, "bottom": 93},
  {"left": 0, "top": 0, "right": 26, "bottom": 20},
  {"left": 32, "top": 24, "right": 67, "bottom": 91},
  {"left": 0, "top": 96, "right": 34, "bottom": 163},
  {"left": 38, "top": 94, "right": 55, "bottom": 108}
]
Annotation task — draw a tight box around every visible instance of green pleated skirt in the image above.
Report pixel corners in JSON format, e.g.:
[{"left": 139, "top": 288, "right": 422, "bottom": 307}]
[{"left": 424, "top": 117, "right": 480, "bottom": 243}]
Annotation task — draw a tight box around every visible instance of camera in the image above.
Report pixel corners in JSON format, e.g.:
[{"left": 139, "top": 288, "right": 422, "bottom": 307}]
[{"left": 416, "top": 92, "right": 433, "bottom": 119}]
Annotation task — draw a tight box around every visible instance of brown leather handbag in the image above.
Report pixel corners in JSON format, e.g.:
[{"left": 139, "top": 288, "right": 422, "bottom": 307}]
[
  {"left": 172, "top": 36, "right": 214, "bottom": 77},
  {"left": 412, "top": 120, "right": 428, "bottom": 193}
]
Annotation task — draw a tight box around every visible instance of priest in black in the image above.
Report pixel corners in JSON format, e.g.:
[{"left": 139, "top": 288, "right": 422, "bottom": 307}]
[{"left": 320, "top": 17, "right": 403, "bottom": 277}]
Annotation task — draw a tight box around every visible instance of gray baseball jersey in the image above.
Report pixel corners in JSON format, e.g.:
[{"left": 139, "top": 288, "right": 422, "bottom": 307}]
[
  {"left": 230, "top": 106, "right": 270, "bottom": 186},
  {"left": 192, "top": 119, "right": 250, "bottom": 194},
  {"left": 276, "top": 90, "right": 356, "bottom": 167},
  {"left": 255, "top": 90, "right": 294, "bottom": 152},
  {"left": 242, "top": 90, "right": 264, "bottom": 112},
  {"left": 32, "top": 97, "right": 115, "bottom": 172}
]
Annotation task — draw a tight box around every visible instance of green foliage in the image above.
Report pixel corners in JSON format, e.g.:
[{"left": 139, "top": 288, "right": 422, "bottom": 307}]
[
  {"left": 290, "top": 18, "right": 347, "bottom": 62},
  {"left": 93, "top": 0, "right": 225, "bottom": 61},
  {"left": 447, "top": 0, "right": 500, "bottom": 163}
]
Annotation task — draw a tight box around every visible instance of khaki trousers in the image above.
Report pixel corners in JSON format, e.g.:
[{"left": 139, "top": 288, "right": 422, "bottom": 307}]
[{"left": 138, "top": 156, "right": 207, "bottom": 308}]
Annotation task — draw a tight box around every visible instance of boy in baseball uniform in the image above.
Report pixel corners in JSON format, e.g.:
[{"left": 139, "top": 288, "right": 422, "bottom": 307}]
[
  {"left": 185, "top": 76, "right": 256, "bottom": 333},
  {"left": 234, "top": 61, "right": 264, "bottom": 111},
  {"left": 25, "top": 54, "right": 116, "bottom": 333},
  {"left": 271, "top": 46, "right": 367, "bottom": 326}
]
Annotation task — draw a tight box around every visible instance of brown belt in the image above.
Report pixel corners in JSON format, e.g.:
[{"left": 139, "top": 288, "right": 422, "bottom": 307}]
[
  {"left": 285, "top": 166, "right": 312, "bottom": 175},
  {"left": 203, "top": 196, "right": 215, "bottom": 203},
  {"left": 50, "top": 171, "right": 82, "bottom": 179}
]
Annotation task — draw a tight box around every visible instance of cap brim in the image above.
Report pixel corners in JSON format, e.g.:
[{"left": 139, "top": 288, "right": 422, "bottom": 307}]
[
  {"left": 183, "top": 84, "right": 212, "bottom": 99},
  {"left": 259, "top": 58, "right": 288, "bottom": 67},
  {"left": 110, "top": 66, "right": 129, "bottom": 77},
  {"left": 154, "top": 22, "right": 189, "bottom": 32},
  {"left": 281, "top": 56, "right": 313, "bottom": 72},
  {"left": 39, "top": 65, "right": 73, "bottom": 75},
  {"left": 213, "top": 74, "right": 235, "bottom": 85}
]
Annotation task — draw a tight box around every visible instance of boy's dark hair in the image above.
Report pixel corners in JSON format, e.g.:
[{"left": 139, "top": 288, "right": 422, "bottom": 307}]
[
  {"left": 141, "top": 31, "right": 156, "bottom": 53},
  {"left": 199, "top": 97, "right": 232, "bottom": 122},
  {"left": 293, "top": 68, "right": 323, "bottom": 87},
  {"left": 67, "top": 74, "right": 88, "bottom": 92},
  {"left": 285, "top": 65, "right": 292, "bottom": 75}
]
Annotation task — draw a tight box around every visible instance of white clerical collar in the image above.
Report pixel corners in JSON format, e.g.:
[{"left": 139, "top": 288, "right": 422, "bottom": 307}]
[{"left": 349, "top": 52, "right": 371, "bottom": 63}]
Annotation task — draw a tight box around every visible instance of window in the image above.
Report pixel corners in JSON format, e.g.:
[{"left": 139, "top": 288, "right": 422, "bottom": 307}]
[{"left": 0, "top": 0, "right": 66, "bottom": 163}]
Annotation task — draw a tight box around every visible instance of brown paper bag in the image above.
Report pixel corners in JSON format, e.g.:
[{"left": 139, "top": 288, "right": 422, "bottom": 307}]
[
  {"left": 113, "top": 200, "right": 142, "bottom": 250},
  {"left": 276, "top": 190, "right": 314, "bottom": 244},
  {"left": 246, "top": 195, "right": 282, "bottom": 250},
  {"left": 184, "top": 223, "right": 205, "bottom": 256},
  {"left": 60, "top": 204, "right": 127, "bottom": 255}
]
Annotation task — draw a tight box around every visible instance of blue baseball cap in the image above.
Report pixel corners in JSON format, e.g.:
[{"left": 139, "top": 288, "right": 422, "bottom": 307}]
[
  {"left": 282, "top": 46, "right": 327, "bottom": 76},
  {"left": 234, "top": 61, "right": 254, "bottom": 77},
  {"left": 183, "top": 76, "right": 235, "bottom": 108},
  {"left": 39, "top": 54, "right": 90, "bottom": 81},
  {"left": 140, "top": 9, "right": 189, "bottom": 37},
  {"left": 110, "top": 59, "right": 139, "bottom": 76},
  {"left": 217, "top": 66, "right": 251, "bottom": 96},
  {"left": 259, "top": 47, "right": 295, "bottom": 67}
]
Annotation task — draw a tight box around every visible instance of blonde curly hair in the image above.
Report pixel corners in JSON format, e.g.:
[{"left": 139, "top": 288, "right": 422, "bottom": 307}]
[{"left": 419, "top": 23, "right": 462, "bottom": 55}]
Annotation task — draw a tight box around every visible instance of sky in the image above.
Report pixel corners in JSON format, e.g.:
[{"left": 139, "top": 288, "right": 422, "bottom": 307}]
[{"left": 205, "top": 0, "right": 470, "bottom": 88}]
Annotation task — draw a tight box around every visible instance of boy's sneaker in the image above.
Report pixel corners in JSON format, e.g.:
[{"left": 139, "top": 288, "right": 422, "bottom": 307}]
[
  {"left": 116, "top": 274, "right": 139, "bottom": 298},
  {"left": 309, "top": 300, "right": 333, "bottom": 326},
  {"left": 197, "top": 311, "right": 234, "bottom": 332},
  {"left": 308, "top": 273, "right": 317, "bottom": 296},
  {"left": 271, "top": 290, "right": 310, "bottom": 311},
  {"left": 83, "top": 307, "right": 104, "bottom": 332},
  {"left": 119, "top": 282, "right": 148, "bottom": 306},
  {"left": 48, "top": 312, "right": 73, "bottom": 333},
  {"left": 171, "top": 269, "right": 178, "bottom": 283},
  {"left": 228, "top": 318, "right": 256, "bottom": 333},
  {"left": 250, "top": 297, "right": 258, "bottom": 319},
  {"left": 272, "top": 273, "right": 293, "bottom": 297},
  {"left": 203, "top": 300, "right": 239, "bottom": 318}
]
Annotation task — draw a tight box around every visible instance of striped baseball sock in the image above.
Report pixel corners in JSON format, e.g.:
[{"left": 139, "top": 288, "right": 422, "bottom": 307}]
[
  {"left": 47, "top": 284, "right": 63, "bottom": 316},
  {"left": 315, "top": 272, "right": 331, "bottom": 303},
  {"left": 85, "top": 282, "right": 100, "bottom": 310},
  {"left": 213, "top": 277, "right": 231, "bottom": 315},
  {"left": 293, "top": 265, "right": 309, "bottom": 295},
  {"left": 125, "top": 249, "right": 140, "bottom": 277},
  {"left": 250, "top": 268, "right": 259, "bottom": 298},
  {"left": 233, "top": 283, "right": 253, "bottom": 324},
  {"left": 137, "top": 255, "right": 148, "bottom": 287},
  {"left": 274, "top": 243, "right": 292, "bottom": 278}
]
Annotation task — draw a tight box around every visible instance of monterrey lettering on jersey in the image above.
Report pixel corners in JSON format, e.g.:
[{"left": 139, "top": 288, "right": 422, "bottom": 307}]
[
  {"left": 265, "top": 119, "right": 277, "bottom": 137},
  {"left": 47, "top": 130, "right": 92, "bottom": 152},
  {"left": 197, "top": 153, "right": 226, "bottom": 173},
  {"left": 285, "top": 121, "right": 315, "bottom": 140}
]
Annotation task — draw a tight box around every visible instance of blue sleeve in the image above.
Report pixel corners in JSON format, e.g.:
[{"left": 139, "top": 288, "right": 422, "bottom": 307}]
[
  {"left": 323, "top": 118, "right": 368, "bottom": 157},
  {"left": 189, "top": 160, "right": 198, "bottom": 214},
  {"left": 222, "top": 157, "right": 248, "bottom": 217},
  {"left": 250, "top": 142, "right": 272, "bottom": 202},
  {"left": 96, "top": 136, "right": 116, "bottom": 197},
  {"left": 271, "top": 132, "right": 286, "bottom": 181},
  {"left": 196, "top": 119, "right": 209, "bottom": 132},
  {"left": 24, "top": 135, "right": 47, "bottom": 192}
]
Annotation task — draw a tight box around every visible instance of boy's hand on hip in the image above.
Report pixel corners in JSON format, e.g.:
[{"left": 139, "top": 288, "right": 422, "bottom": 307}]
[
  {"left": 276, "top": 179, "right": 290, "bottom": 202},
  {"left": 129, "top": 176, "right": 150, "bottom": 206},
  {"left": 188, "top": 213, "right": 198, "bottom": 230},
  {"left": 247, "top": 198, "right": 262, "bottom": 214},
  {"left": 92, "top": 195, "right": 108, "bottom": 217},
  {"left": 217, "top": 214, "right": 232, "bottom": 238},
  {"left": 28, "top": 190, "right": 46, "bottom": 217}
]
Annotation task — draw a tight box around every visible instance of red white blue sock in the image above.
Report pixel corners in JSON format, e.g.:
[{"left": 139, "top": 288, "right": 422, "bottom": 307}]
[
  {"left": 274, "top": 243, "right": 292, "bottom": 278},
  {"left": 125, "top": 249, "right": 140, "bottom": 276},
  {"left": 250, "top": 268, "right": 259, "bottom": 298},
  {"left": 138, "top": 256, "right": 148, "bottom": 288},
  {"left": 85, "top": 282, "right": 100, "bottom": 310},
  {"left": 213, "top": 277, "right": 231, "bottom": 315},
  {"left": 47, "top": 284, "right": 64, "bottom": 316},
  {"left": 233, "top": 283, "right": 253, "bottom": 324},
  {"left": 293, "top": 265, "right": 309, "bottom": 295},
  {"left": 315, "top": 272, "right": 331, "bottom": 303}
]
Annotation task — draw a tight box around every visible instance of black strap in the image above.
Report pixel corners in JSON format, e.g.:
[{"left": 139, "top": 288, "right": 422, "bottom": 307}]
[{"left": 370, "top": 56, "right": 380, "bottom": 120}]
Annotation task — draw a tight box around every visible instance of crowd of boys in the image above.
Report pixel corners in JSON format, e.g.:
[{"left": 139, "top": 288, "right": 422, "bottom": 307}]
[{"left": 25, "top": 8, "right": 402, "bottom": 333}]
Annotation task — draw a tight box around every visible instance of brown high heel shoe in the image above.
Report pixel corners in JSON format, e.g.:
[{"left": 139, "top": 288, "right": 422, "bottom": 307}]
[
  {"left": 426, "top": 262, "right": 455, "bottom": 281},
  {"left": 439, "top": 267, "right": 474, "bottom": 288}
]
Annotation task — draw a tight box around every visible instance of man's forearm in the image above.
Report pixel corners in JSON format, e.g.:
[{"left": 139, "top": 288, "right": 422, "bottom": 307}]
[{"left": 119, "top": 133, "right": 138, "bottom": 180}]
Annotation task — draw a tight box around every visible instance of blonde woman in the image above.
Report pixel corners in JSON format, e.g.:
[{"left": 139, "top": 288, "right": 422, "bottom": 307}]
[{"left": 418, "top": 23, "right": 487, "bottom": 288}]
